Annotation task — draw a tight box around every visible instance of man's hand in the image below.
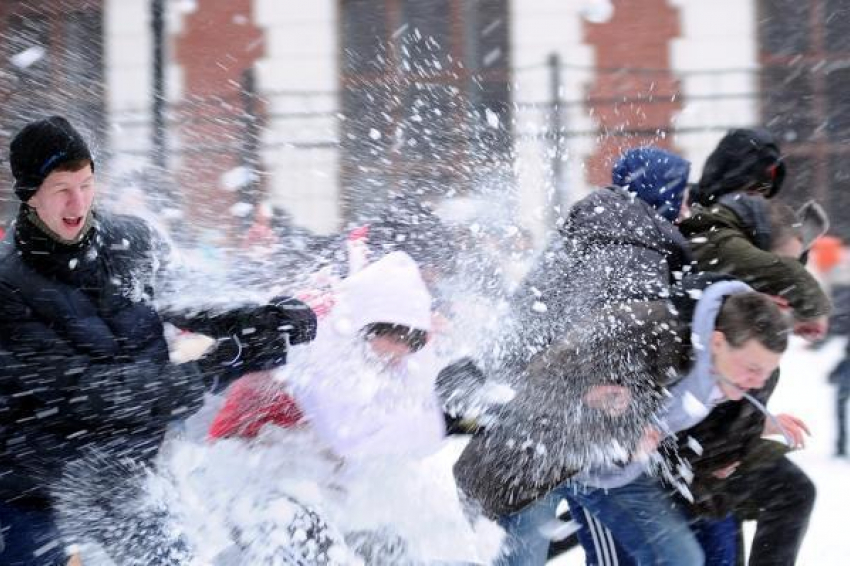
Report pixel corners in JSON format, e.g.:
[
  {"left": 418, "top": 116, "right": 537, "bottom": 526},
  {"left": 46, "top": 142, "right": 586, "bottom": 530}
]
[
  {"left": 583, "top": 384, "right": 631, "bottom": 416},
  {"left": 793, "top": 315, "right": 828, "bottom": 342},
  {"left": 268, "top": 296, "right": 318, "bottom": 346},
  {"left": 636, "top": 426, "right": 662, "bottom": 457},
  {"left": 764, "top": 413, "right": 811, "bottom": 448},
  {"left": 712, "top": 461, "right": 740, "bottom": 479}
]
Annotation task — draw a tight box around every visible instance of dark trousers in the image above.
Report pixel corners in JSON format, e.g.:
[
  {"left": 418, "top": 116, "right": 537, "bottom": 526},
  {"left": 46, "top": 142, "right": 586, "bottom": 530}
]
[
  {"left": 691, "top": 516, "right": 738, "bottom": 566},
  {"left": 837, "top": 379, "right": 849, "bottom": 455},
  {"left": 726, "top": 456, "right": 816, "bottom": 566},
  {"left": 0, "top": 501, "right": 66, "bottom": 566}
]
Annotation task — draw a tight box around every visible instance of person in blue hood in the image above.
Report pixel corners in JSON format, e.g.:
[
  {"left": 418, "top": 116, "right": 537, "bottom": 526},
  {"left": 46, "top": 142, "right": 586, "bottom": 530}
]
[{"left": 612, "top": 146, "right": 691, "bottom": 223}]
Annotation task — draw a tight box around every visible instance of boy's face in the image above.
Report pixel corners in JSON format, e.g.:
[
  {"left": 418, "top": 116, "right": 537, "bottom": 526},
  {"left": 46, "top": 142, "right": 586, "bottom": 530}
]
[
  {"left": 367, "top": 335, "right": 415, "bottom": 368},
  {"left": 711, "top": 333, "right": 782, "bottom": 400},
  {"left": 772, "top": 236, "right": 804, "bottom": 260},
  {"left": 27, "top": 165, "right": 95, "bottom": 240}
]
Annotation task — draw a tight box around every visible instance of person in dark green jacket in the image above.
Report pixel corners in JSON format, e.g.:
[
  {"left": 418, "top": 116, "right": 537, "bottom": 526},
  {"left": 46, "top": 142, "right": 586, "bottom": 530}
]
[
  {"left": 674, "top": 194, "right": 827, "bottom": 566},
  {"left": 680, "top": 193, "right": 830, "bottom": 331}
]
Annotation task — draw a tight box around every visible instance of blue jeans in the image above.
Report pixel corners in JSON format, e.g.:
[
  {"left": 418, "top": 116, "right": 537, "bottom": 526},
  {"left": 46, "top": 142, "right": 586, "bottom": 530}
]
[
  {"left": 570, "top": 498, "right": 635, "bottom": 566},
  {"left": 497, "top": 474, "right": 705, "bottom": 566},
  {"left": 570, "top": 502, "right": 737, "bottom": 566},
  {"left": 496, "top": 486, "right": 569, "bottom": 565},
  {"left": 565, "top": 475, "right": 704, "bottom": 566},
  {"left": 692, "top": 516, "right": 738, "bottom": 566},
  {"left": 0, "top": 502, "right": 66, "bottom": 566}
]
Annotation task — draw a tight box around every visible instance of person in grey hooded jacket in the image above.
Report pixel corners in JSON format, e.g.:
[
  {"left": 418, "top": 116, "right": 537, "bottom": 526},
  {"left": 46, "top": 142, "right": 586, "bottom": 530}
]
[{"left": 497, "top": 281, "right": 790, "bottom": 565}]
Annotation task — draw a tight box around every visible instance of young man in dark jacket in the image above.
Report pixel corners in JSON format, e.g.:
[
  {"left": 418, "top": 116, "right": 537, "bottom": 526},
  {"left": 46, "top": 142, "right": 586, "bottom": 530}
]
[
  {"left": 579, "top": 196, "right": 827, "bottom": 565},
  {"left": 0, "top": 116, "right": 317, "bottom": 565},
  {"left": 673, "top": 196, "right": 825, "bottom": 566}
]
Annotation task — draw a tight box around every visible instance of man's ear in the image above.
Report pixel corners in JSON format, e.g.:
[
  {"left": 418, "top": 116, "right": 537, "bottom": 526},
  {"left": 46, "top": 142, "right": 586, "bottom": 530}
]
[{"left": 710, "top": 330, "right": 726, "bottom": 354}]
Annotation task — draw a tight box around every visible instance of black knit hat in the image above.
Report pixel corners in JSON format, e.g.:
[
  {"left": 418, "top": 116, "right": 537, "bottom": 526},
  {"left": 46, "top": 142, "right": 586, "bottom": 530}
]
[
  {"left": 692, "top": 128, "right": 785, "bottom": 207},
  {"left": 9, "top": 116, "right": 94, "bottom": 202}
]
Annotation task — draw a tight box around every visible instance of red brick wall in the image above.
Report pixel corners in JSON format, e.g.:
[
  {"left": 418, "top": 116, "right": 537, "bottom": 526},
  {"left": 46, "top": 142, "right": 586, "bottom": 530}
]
[
  {"left": 583, "top": 0, "right": 683, "bottom": 187},
  {"left": 174, "top": 0, "right": 265, "bottom": 231}
]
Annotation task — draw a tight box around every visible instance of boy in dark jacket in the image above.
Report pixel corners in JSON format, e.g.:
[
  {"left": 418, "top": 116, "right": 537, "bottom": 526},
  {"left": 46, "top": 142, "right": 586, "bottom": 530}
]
[
  {"left": 0, "top": 116, "right": 317, "bottom": 565},
  {"left": 579, "top": 194, "right": 827, "bottom": 565},
  {"left": 673, "top": 197, "right": 822, "bottom": 566}
]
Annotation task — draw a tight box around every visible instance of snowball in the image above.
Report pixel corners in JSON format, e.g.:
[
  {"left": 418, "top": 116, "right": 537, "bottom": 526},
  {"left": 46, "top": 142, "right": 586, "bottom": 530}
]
[
  {"left": 532, "top": 301, "right": 548, "bottom": 313},
  {"left": 686, "top": 436, "right": 703, "bottom": 456},
  {"left": 221, "top": 166, "right": 255, "bottom": 191},
  {"left": 11, "top": 46, "right": 45, "bottom": 69},
  {"left": 682, "top": 391, "right": 709, "bottom": 419},
  {"left": 538, "top": 519, "right": 582, "bottom": 542},
  {"left": 479, "top": 382, "right": 516, "bottom": 405},
  {"left": 485, "top": 108, "right": 500, "bottom": 129},
  {"left": 229, "top": 202, "right": 254, "bottom": 218}
]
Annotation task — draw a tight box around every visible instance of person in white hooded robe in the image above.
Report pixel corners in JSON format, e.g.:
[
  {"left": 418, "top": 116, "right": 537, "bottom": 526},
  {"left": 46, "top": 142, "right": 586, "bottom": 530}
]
[{"left": 160, "top": 252, "right": 502, "bottom": 565}]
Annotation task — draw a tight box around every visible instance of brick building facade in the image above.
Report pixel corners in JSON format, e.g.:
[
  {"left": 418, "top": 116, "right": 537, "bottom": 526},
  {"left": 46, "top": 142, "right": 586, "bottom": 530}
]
[{"left": 1, "top": 1, "right": 849, "bottom": 239}]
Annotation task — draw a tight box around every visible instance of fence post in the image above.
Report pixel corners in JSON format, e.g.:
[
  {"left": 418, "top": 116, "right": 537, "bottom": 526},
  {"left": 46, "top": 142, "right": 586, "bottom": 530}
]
[
  {"left": 240, "top": 66, "right": 262, "bottom": 229},
  {"left": 151, "top": 0, "right": 166, "bottom": 174},
  {"left": 548, "top": 52, "right": 567, "bottom": 216},
  {"left": 150, "top": 0, "right": 181, "bottom": 226}
]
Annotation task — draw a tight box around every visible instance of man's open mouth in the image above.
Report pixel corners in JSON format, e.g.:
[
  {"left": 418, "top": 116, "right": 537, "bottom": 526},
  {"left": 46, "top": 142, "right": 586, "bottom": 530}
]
[{"left": 63, "top": 216, "right": 83, "bottom": 228}]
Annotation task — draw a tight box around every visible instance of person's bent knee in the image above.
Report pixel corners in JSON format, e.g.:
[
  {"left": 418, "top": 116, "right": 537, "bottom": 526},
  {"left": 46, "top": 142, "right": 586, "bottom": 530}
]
[
  {"left": 797, "top": 472, "right": 817, "bottom": 515},
  {"left": 781, "top": 461, "right": 816, "bottom": 512}
]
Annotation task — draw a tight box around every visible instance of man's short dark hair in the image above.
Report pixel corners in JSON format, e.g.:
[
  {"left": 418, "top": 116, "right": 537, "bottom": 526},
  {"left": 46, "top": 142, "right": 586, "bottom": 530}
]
[
  {"left": 715, "top": 292, "right": 789, "bottom": 353},
  {"left": 52, "top": 158, "right": 93, "bottom": 175}
]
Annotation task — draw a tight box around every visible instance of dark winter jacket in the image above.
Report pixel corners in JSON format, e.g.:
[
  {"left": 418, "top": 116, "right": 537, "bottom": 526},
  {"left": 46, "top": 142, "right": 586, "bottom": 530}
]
[
  {"left": 679, "top": 194, "right": 829, "bottom": 320},
  {"left": 454, "top": 187, "right": 692, "bottom": 517},
  {"left": 499, "top": 186, "right": 691, "bottom": 370},
  {"left": 691, "top": 128, "right": 785, "bottom": 206},
  {"left": 0, "top": 210, "right": 311, "bottom": 506},
  {"left": 827, "top": 262, "right": 850, "bottom": 337}
]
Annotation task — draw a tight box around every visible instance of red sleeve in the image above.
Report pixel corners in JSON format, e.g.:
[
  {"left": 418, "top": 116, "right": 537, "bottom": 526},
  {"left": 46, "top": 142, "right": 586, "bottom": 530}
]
[{"left": 208, "top": 373, "right": 304, "bottom": 439}]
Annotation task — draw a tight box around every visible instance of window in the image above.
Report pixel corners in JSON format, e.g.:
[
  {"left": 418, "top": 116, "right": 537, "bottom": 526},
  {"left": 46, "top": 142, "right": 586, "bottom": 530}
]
[
  {"left": 761, "top": 64, "right": 816, "bottom": 143},
  {"left": 401, "top": 0, "right": 451, "bottom": 63},
  {"left": 826, "top": 65, "right": 850, "bottom": 142},
  {"left": 64, "top": 10, "right": 105, "bottom": 135},
  {"left": 4, "top": 14, "right": 52, "bottom": 125},
  {"left": 829, "top": 154, "right": 850, "bottom": 239},
  {"left": 341, "top": 0, "right": 388, "bottom": 75},
  {"left": 340, "top": 0, "right": 511, "bottom": 215},
  {"left": 779, "top": 154, "right": 819, "bottom": 210},
  {"left": 759, "top": 0, "right": 810, "bottom": 56},
  {"left": 825, "top": 0, "right": 850, "bottom": 54}
]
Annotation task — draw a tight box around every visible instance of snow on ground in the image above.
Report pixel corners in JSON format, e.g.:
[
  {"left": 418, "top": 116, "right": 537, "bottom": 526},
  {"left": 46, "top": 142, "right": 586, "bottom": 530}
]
[{"left": 550, "top": 336, "right": 850, "bottom": 565}]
